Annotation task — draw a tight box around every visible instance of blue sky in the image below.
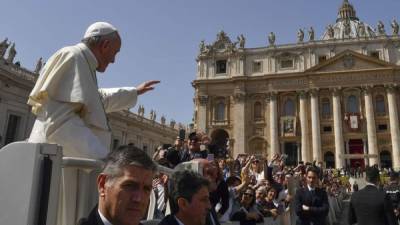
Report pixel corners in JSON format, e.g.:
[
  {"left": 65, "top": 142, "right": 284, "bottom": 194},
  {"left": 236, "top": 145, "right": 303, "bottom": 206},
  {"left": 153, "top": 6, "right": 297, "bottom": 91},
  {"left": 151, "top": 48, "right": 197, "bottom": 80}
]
[{"left": 1, "top": 0, "right": 399, "bottom": 125}]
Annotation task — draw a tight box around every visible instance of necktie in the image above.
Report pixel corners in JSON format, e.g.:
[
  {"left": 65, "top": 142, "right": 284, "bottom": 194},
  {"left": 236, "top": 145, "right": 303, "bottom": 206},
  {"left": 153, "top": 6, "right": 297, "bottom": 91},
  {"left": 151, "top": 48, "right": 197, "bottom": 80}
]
[{"left": 156, "top": 184, "right": 165, "bottom": 212}]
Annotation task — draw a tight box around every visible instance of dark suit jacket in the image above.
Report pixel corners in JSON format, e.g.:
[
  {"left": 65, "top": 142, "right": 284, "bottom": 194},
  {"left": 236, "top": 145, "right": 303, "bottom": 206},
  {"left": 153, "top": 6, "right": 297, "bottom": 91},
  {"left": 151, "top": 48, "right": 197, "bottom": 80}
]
[
  {"left": 158, "top": 215, "right": 180, "bottom": 225},
  {"left": 294, "top": 187, "right": 329, "bottom": 225},
  {"left": 159, "top": 212, "right": 220, "bottom": 225},
  {"left": 349, "top": 185, "right": 397, "bottom": 225},
  {"left": 77, "top": 206, "right": 104, "bottom": 225}
]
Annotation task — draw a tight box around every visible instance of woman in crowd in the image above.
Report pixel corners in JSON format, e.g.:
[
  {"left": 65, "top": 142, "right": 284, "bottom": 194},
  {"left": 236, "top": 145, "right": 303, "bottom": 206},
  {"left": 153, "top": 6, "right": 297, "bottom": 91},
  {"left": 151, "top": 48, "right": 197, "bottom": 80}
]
[{"left": 230, "top": 187, "right": 263, "bottom": 225}]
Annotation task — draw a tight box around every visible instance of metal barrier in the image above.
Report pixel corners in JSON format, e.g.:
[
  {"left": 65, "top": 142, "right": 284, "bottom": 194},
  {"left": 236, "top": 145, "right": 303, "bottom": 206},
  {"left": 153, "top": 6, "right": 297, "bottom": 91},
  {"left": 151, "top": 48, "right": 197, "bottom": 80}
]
[{"left": 58, "top": 157, "right": 104, "bottom": 225}]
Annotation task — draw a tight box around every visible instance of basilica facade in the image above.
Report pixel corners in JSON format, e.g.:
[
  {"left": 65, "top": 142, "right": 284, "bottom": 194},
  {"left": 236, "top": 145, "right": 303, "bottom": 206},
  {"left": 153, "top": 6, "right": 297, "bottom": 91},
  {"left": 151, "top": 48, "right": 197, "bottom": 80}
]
[{"left": 193, "top": 0, "right": 400, "bottom": 169}]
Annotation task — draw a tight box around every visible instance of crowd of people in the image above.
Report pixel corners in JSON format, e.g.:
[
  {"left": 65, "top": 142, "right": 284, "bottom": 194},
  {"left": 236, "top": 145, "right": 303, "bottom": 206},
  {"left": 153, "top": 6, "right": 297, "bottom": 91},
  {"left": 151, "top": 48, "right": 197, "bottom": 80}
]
[{"left": 148, "top": 131, "right": 354, "bottom": 225}]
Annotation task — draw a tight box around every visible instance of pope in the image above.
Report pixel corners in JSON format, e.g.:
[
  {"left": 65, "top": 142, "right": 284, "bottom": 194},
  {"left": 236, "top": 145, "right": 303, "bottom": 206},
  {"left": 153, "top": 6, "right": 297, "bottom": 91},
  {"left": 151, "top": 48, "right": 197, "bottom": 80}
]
[{"left": 28, "top": 21, "right": 159, "bottom": 159}]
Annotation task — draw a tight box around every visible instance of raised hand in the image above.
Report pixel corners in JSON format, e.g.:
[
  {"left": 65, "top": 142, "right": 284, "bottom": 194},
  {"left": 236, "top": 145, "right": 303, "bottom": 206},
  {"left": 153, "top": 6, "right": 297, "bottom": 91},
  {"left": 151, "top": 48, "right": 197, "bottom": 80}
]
[{"left": 137, "top": 80, "right": 160, "bottom": 95}]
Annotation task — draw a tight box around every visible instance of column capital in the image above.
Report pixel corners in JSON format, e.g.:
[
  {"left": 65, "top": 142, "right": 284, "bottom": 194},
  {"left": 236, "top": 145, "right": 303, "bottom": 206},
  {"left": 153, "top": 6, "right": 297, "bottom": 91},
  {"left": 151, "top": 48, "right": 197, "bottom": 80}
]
[
  {"left": 266, "top": 92, "right": 278, "bottom": 102},
  {"left": 331, "top": 87, "right": 342, "bottom": 96},
  {"left": 361, "top": 85, "right": 374, "bottom": 95},
  {"left": 198, "top": 95, "right": 209, "bottom": 105},
  {"left": 385, "top": 84, "right": 398, "bottom": 93},
  {"left": 233, "top": 92, "right": 246, "bottom": 103},
  {"left": 297, "top": 90, "right": 309, "bottom": 98},
  {"left": 310, "top": 88, "right": 320, "bottom": 97}
]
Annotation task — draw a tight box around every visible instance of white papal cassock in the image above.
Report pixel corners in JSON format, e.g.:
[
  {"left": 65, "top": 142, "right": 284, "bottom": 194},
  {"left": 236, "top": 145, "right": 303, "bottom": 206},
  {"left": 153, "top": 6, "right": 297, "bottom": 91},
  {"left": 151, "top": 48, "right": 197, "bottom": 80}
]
[
  {"left": 27, "top": 42, "right": 139, "bottom": 225},
  {"left": 28, "top": 42, "right": 138, "bottom": 159}
]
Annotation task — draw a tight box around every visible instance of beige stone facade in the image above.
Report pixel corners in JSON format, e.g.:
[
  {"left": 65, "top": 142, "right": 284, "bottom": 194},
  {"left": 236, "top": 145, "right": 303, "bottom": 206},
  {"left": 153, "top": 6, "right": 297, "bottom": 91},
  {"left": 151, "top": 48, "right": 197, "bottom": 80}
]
[
  {"left": 193, "top": 1, "right": 400, "bottom": 169},
  {"left": 0, "top": 57, "right": 36, "bottom": 147},
  {"left": 0, "top": 43, "right": 178, "bottom": 156}
]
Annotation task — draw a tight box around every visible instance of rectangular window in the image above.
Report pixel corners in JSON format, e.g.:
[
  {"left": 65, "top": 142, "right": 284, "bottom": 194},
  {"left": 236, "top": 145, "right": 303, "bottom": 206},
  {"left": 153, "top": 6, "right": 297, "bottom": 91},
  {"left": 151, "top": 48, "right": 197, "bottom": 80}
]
[
  {"left": 5, "top": 114, "right": 21, "bottom": 145},
  {"left": 378, "top": 124, "right": 387, "bottom": 131},
  {"left": 252, "top": 61, "right": 262, "bottom": 73},
  {"left": 216, "top": 60, "right": 227, "bottom": 74},
  {"left": 280, "top": 59, "right": 294, "bottom": 69},
  {"left": 318, "top": 55, "right": 327, "bottom": 63},
  {"left": 323, "top": 126, "right": 332, "bottom": 133},
  {"left": 369, "top": 51, "right": 380, "bottom": 59}
]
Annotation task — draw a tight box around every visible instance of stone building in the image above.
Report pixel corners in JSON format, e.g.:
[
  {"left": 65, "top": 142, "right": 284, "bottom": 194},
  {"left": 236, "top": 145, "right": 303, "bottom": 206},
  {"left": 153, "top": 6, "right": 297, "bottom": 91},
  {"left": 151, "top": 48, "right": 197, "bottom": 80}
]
[
  {"left": 0, "top": 43, "right": 37, "bottom": 147},
  {"left": 0, "top": 40, "right": 178, "bottom": 156},
  {"left": 193, "top": 0, "right": 400, "bottom": 169}
]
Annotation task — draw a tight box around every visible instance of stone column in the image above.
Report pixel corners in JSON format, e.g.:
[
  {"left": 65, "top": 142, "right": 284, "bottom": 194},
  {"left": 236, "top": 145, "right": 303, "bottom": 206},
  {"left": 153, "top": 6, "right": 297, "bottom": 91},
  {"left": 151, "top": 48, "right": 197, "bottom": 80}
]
[
  {"left": 310, "top": 89, "right": 322, "bottom": 162},
  {"left": 363, "top": 139, "right": 369, "bottom": 166},
  {"left": 332, "top": 88, "right": 345, "bottom": 168},
  {"left": 299, "top": 91, "right": 310, "bottom": 162},
  {"left": 345, "top": 140, "right": 350, "bottom": 166},
  {"left": 233, "top": 92, "right": 246, "bottom": 155},
  {"left": 197, "top": 95, "right": 208, "bottom": 133},
  {"left": 387, "top": 86, "right": 400, "bottom": 169},
  {"left": 363, "top": 87, "right": 379, "bottom": 165},
  {"left": 297, "top": 141, "right": 301, "bottom": 163},
  {"left": 268, "top": 93, "right": 279, "bottom": 156}
]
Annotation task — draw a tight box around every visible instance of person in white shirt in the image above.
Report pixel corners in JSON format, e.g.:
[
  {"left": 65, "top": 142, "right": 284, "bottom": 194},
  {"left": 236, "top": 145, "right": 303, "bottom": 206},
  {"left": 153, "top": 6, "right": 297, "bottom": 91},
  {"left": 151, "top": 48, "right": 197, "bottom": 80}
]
[{"left": 28, "top": 21, "right": 159, "bottom": 159}]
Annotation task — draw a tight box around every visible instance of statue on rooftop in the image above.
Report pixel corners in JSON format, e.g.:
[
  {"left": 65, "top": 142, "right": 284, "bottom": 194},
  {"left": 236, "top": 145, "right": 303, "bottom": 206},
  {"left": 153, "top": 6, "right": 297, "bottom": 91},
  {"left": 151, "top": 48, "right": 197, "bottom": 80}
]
[
  {"left": 237, "top": 34, "right": 245, "bottom": 48},
  {"left": 170, "top": 119, "right": 176, "bottom": 128},
  {"left": 161, "top": 115, "right": 166, "bottom": 125},
  {"left": 268, "top": 32, "right": 275, "bottom": 46},
  {"left": 138, "top": 105, "right": 145, "bottom": 116},
  {"left": 34, "top": 57, "right": 43, "bottom": 74},
  {"left": 391, "top": 19, "right": 399, "bottom": 35},
  {"left": 327, "top": 25, "right": 335, "bottom": 39},
  {"left": 343, "top": 20, "right": 351, "bottom": 37},
  {"left": 308, "top": 27, "right": 315, "bottom": 41},
  {"left": 358, "top": 22, "right": 366, "bottom": 38},
  {"left": 297, "top": 29, "right": 304, "bottom": 42},
  {"left": 217, "top": 30, "right": 228, "bottom": 42},
  {"left": 6, "top": 43, "right": 16, "bottom": 64},
  {"left": 199, "top": 40, "right": 206, "bottom": 53},
  {"left": 377, "top": 21, "right": 386, "bottom": 36},
  {"left": 0, "top": 38, "right": 9, "bottom": 58},
  {"left": 149, "top": 110, "right": 156, "bottom": 121}
]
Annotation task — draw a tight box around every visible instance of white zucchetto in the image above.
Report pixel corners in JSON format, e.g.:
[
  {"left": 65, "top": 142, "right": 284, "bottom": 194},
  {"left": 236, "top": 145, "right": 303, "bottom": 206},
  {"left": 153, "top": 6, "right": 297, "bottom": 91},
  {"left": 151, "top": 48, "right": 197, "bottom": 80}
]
[{"left": 83, "top": 22, "right": 118, "bottom": 39}]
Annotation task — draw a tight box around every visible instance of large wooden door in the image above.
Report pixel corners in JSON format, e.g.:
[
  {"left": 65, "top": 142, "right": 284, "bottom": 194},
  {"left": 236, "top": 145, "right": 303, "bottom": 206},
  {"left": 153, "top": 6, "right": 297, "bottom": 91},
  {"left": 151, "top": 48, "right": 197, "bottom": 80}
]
[{"left": 349, "top": 139, "right": 364, "bottom": 168}]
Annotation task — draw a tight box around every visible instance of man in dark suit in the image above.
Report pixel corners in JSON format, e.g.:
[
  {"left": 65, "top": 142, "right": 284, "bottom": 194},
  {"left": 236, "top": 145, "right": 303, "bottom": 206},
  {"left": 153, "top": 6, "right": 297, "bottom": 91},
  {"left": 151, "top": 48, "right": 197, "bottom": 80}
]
[
  {"left": 349, "top": 166, "right": 397, "bottom": 225},
  {"left": 159, "top": 170, "right": 211, "bottom": 225},
  {"left": 294, "top": 166, "right": 329, "bottom": 225},
  {"left": 78, "top": 145, "right": 157, "bottom": 225}
]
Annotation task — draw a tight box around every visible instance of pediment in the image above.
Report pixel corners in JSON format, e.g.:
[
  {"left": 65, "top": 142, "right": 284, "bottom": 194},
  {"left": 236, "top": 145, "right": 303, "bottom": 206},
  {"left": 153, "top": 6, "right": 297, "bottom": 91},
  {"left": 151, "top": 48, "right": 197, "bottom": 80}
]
[{"left": 306, "top": 50, "right": 396, "bottom": 73}]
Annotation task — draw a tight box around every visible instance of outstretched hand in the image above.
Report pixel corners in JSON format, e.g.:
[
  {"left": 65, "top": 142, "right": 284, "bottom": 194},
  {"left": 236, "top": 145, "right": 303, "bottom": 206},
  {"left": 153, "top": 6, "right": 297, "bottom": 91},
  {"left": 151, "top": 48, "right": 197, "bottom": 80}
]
[{"left": 137, "top": 80, "right": 160, "bottom": 95}]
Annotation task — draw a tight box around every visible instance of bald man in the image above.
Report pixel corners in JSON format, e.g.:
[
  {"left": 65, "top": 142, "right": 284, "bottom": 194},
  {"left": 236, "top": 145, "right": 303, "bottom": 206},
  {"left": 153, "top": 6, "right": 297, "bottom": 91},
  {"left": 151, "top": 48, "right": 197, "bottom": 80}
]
[{"left": 28, "top": 22, "right": 159, "bottom": 159}]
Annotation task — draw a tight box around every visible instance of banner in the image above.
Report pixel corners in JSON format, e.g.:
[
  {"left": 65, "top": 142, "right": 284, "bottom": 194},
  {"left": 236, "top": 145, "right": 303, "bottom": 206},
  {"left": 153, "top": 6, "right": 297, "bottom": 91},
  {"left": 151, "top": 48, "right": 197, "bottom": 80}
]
[{"left": 350, "top": 115, "right": 358, "bottom": 129}]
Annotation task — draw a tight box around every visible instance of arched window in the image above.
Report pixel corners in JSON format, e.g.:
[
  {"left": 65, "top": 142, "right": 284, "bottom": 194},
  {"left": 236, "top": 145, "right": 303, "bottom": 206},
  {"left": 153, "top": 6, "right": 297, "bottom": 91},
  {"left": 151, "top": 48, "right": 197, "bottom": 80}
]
[
  {"left": 321, "top": 98, "right": 331, "bottom": 118},
  {"left": 347, "top": 95, "right": 359, "bottom": 113},
  {"left": 324, "top": 151, "right": 335, "bottom": 169},
  {"left": 215, "top": 102, "right": 225, "bottom": 121},
  {"left": 254, "top": 102, "right": 262, "bottom": 119},
  {"left": 375, "top": 95, "right": 385, "bottom": 115},
  {"left": 284, "top": 99, "right": 295, "bottom": 116}
]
